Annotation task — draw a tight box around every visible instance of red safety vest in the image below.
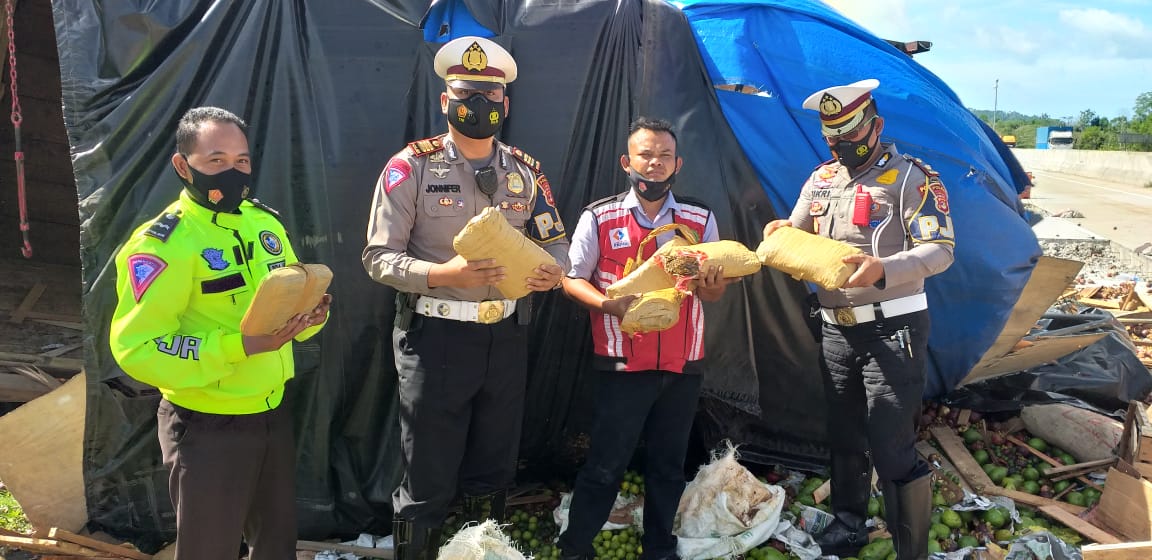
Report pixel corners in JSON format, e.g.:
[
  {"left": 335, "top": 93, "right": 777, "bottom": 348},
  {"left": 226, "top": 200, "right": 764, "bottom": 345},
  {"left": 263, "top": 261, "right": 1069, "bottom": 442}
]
[{"left": 587, "top": 194, "right": 710, "bottom": 373}]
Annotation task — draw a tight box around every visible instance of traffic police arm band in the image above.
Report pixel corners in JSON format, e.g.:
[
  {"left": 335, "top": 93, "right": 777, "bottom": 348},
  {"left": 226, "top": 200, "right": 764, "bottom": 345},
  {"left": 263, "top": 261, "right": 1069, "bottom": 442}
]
[{"left": 879, "top": 243, "right": 955, "bottom": 288}]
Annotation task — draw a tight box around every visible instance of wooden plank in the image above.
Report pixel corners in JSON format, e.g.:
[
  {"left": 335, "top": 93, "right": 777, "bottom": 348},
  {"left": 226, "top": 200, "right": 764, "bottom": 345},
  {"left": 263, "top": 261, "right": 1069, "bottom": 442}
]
[
  {"left": 1119, "top": 401, "right": 1140, "bottom": 465},
  {"left": 1083, "top": 541, "right": 1152, "bottom": 560},
  {"left": 0, "top": 374, "right": 88, "bottom": 532},
  {"left": 1006, "top": 434, "right": 1104, "bottom": 492},
  {"left": 964, "top": 332, "right": 1106, "bottom": 382},
  {"left": 24, "top": 310, "right": 83, "bottom": 323},
  {"left": 1039, "top": 505, "right": 1123, "bottom": 544},
  {"left": 1134, "top": 461, "right": 1152, "bottom": 481},
  {"left": 966, "top": 256, "right": 1083, "bottom": 383},
  {"left": 930, "top": 426, "right": 1085, "bottom": 514},
  {"left": 930, "top": 426, "right": 994, "bottom": 492},
  {"left": 47, "top": 528, "right": 153, "bottom": 560},
  {"left": 30, "top": 318, "right": 84, "bottom": 330},
  {"left": 0, "top": 351, "right": 84, "bottom": 372},
  {"left": 1043, "top": 457, "right": 1117, "bottom": 477},
  {"left": 0, "top": 372, "right": 52, "bottom": 401},
  {"left": 1096, "top": 467, "right": 1152, "bottom": 541},
  {"left": 8, "top": 282, "right": 46, "bottom": 323},
  {"left": 296, "top": 540, "right": 393, "bottom": 559},
  {"left": 813, "top": 479, "right": 832, "bottom": 504},
  {"left": 0, "top": 534, "right": 104, "bottom": 556},
  {"left": 40, "top": 343, "right": 83, "bottom": 359}
]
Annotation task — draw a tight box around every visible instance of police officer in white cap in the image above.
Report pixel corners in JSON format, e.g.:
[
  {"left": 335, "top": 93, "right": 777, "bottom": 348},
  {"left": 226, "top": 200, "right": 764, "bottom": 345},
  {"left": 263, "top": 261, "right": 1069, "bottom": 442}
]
[
  {"left": 363, "top": 36, "right": 569, "bottom": 560},
  {"left": 765, "top": 79, "right": 955, "bottom": 560}
]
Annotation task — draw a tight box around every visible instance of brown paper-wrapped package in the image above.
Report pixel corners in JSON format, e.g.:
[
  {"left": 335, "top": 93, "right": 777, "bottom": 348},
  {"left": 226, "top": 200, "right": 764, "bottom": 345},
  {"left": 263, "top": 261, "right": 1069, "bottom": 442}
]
[
  {"left": 453, "top": 207, "right": 557, "bottom": 300},
  {"left": 755, "top": 225, "right": 860, "bottom": 290},
  {"left": 619, "top": 288, "right": 686, "bottom": 334},
  {"left": 241, "top": 263, "right": 333, "bottom": 335}
]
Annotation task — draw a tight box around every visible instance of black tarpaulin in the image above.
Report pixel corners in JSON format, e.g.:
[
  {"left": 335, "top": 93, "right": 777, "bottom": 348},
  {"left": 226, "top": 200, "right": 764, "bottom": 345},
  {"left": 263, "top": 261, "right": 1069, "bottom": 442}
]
[{"left": 53, "top": 0, "right": 823, "bottom": 545}]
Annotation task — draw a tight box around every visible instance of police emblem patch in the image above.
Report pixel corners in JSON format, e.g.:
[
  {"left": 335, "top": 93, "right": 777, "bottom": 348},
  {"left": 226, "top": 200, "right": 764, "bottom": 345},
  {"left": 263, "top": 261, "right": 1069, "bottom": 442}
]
[
  {"left": 201, "top": 248, "right": 230, "bottom": 271},
  {"left": 385, "top": 158, "right": 412, "bottom": 193},
  {"left": 609, "top": 227, "right": 631, "bottom": 250},
  {"left": 462, "top": 41, "right": 488, "bottom": 72},
  {"left": 506, "top": 172, "right": 525, "bottom": 195},
  {"left": 127, "top": 253, "right": 167, "bottom": 302},
  {"left": 260, "top": 230, "right": 283, "bottom": 255},
  {"left": 537, "top": 175, "right": 556, "bottom": 207},
  {"left": 457, "top": 199, "right": 465, "bottom": 208},
  {"left": 208, "top": 189, "right": 224, "bottom": 204}
]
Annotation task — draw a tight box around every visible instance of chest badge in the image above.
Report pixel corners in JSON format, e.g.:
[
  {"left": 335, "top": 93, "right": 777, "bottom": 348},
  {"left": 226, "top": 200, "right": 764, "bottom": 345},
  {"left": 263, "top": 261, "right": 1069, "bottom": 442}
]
[
  {"left": 877, "top": 169, "right": 899, "bottom": 185},
  {"left": 511, "top": 201, "right": 527, "bottom": 212},
  {"left": 259, "top": 231, "right": 283, "bottom": 256},
  {"left": 201, "top": 248, "right": 230, "bottom": 271},
  {"left": 429, "top": 151, "right": 446, "bottom": 163},
  {"left": 609, "top": 227, "right": 631, "bottom": 250},
  {"left": 506, "top": 172, "right": 525, "bottom": 195},
  {"left": 430, "top": 163, "right": 450, "bottom": 179}
]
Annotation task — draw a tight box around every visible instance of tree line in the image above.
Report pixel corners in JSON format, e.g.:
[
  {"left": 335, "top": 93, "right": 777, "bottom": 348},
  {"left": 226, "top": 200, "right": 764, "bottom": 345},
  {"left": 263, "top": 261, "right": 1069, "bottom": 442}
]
[{"left": 973, "top": 91, "right": 1152, "bottom": 152}]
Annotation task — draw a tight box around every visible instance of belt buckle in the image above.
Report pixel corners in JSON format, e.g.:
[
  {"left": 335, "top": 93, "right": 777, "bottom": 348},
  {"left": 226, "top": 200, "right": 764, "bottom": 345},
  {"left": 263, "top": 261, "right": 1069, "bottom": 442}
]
[
  {"left": 477, "top": 300, "right": 505, "bottom": 324},
  {"left": 834, "top": 306, "right": 857, "bottom": 327}
]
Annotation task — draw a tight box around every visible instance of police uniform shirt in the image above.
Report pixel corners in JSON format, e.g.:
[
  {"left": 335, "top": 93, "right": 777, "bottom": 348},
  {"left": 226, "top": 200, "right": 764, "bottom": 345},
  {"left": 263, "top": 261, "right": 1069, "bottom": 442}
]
[
  {"left": 789, "top": 143, "right": 955, "bottom": 309},
  {"left": 363, "top": 135, "right": 571, "bottom": 301}
]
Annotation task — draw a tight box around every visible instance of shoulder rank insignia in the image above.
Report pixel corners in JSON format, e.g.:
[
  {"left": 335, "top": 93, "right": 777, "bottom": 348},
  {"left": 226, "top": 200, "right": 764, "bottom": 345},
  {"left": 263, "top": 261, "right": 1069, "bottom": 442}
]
[
  {"left": 407, "top": 135, "right": 446, "bottom": 157},
  {"left": 143, "top": 212, "right": 181, "bottom": 243},
  {"left": 248, "top": 198, "right": 285, "bottom": 221},
  {"left": 903, "top": 154, "right": 939, "bottom": 176},
  {"left": 509, "top": 146, "right": 541, "bottom": 172}
]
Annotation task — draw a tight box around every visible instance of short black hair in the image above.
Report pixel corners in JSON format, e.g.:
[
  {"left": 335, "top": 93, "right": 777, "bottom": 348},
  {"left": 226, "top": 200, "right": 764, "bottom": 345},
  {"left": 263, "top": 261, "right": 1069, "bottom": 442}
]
[
  {"left": 628, "top": 117, "right": 677, "bottom": 144},
  {"left": 175, "top": 106, "right": 247, "bottom": 155}
]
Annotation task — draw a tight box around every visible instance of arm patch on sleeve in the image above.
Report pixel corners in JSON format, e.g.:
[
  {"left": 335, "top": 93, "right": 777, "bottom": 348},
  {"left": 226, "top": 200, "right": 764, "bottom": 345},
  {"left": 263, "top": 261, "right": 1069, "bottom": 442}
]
[
  {"left": 526, "top": 175, "right": 565, "bottom": 242},
  {"left": 127, "top": 253, "right": 168, "bottom": 302},
  {"left": 384, "top": 158, "right": 412, "bottom": 194},
  {"left": 907, "top": 177, "right": 955, "bottom": 245}
]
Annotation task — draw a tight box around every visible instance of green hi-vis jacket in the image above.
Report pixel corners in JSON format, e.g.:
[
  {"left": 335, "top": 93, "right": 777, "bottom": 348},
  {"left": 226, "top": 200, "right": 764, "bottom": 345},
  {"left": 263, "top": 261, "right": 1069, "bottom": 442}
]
[{"left": 110, "top": 191, "right": 325, "bottom": 414}]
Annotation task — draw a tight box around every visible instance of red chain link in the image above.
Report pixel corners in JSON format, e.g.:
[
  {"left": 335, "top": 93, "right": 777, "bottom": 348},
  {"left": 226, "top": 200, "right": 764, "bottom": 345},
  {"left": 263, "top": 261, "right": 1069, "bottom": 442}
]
[
  {"left": 6, "top": 0, "right": 31, "bottom": 258},
  {"left": 6, "top": 0, "right": 19, "bottom": 127}
]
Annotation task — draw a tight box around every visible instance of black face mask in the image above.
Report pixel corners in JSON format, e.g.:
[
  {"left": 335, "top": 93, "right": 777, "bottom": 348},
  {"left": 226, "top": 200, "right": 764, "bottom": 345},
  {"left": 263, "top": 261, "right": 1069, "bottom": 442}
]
[
  {"left": 832, "top": 119, "right": 878, "bottom": 170},
  {"left": 447, "top": 94, "right": 504, "bottom": 139},
  {"left": 177, "top": 156, "right": 252, "bottom": 213},
  {"left": 627, "top": 167, "right": 676, "bottom": 202}
]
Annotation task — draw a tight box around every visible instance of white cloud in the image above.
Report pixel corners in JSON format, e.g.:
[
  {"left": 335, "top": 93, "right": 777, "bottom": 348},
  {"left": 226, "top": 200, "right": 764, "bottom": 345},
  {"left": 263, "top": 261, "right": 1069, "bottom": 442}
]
[{"left": 1059, "top": 8, "right": 1147, "bottom": 38}]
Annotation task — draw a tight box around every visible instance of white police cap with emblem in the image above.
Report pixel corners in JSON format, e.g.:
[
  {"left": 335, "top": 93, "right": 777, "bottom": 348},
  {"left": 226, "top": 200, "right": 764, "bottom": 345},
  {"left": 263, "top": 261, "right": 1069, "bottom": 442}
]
[
  {"left": 802, "top": 78, "right": 880, "bottom": 137},
  {"left": 433, "top": 36, "right": 518, "bottom": 90}
]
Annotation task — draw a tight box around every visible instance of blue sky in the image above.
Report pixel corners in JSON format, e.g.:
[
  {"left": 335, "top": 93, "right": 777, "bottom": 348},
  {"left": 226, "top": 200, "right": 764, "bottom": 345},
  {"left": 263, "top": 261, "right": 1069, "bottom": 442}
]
[{"left": 825, "top": 0, "right": 1152, "bottom": 121}]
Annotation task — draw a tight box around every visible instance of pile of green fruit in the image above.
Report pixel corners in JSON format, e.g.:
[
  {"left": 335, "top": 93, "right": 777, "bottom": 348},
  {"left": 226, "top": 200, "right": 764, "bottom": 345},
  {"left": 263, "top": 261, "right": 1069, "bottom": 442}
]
[
  {"left": 619, "top": 470, "right": 646, "bottom": 498},
  {"left": 505, "top": 508, "right": 562, "bottom": 559},
  {"left": 958, "top": 426, "right": 1101, "bottom": 506},
  {"left": 591, "top": 527, "right": 642, "bottom": 560},
  {"left": 790, "top": 475, "right": 829, "bottom": 511}
]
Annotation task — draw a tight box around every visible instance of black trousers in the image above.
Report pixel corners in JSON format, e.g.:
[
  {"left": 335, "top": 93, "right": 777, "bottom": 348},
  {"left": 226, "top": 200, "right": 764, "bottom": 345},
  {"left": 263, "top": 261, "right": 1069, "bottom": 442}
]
[
  {"left": 157, "top": 399, "right": 297, "bottom": 560},
  {"left": 821, "top": 310, "right": 929, "bottom": 485},
  {"left": 558, "top": 370, "right": 702, "bottom": 560},
  {"left": 391, "top": 315, "right": 528, "bottom": 529}
]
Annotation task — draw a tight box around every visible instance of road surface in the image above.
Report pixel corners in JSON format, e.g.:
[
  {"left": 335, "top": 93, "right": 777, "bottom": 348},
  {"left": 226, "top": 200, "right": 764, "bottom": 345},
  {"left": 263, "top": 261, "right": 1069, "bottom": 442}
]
[{"left": 1026, "top": 170, "right": 1152, "bottom": 252}]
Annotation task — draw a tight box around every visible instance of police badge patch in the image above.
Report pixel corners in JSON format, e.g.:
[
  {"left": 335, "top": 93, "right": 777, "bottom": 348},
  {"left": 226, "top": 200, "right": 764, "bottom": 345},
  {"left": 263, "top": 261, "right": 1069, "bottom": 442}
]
[
  {"left": 127, "top": 253, "right": 167, "bottom": 302},
  {"left": 260, "top": 230, "right": 283, "bottom": 256},
  {"left": 201, "top": 248, "right": 230, "bottom": 271}
]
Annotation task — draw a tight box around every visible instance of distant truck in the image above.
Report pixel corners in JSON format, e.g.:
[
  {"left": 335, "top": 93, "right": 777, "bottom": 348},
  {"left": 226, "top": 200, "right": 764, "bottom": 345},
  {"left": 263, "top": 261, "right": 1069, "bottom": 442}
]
[
  {"left": 1036, "top": 126, "right": 1074, "bottom": 149},
  {"left": 1001, "top": 135, "right": 1017, "bottom": 147}
]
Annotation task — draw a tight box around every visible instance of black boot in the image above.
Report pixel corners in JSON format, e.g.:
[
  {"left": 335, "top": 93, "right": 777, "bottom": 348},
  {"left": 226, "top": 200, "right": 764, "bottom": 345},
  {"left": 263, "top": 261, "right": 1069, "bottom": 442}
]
[
  {"left": 882, "top": 472, "right": 931, "bottom": 560},
  {"left": 462, "top": 489, "right": 508, "bottom": 524},
  {"left": 815, "top": 453, "right": 872, "bottom": 557},
  {"left": 393, "top": 518, "right": 440, "bottom": 560}
]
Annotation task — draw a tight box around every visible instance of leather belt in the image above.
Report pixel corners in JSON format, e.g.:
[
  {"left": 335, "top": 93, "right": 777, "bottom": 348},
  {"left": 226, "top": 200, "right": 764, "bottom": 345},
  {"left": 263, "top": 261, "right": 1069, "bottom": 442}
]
[
  {"left": 415, "top": 296, "right": 516, "bottom": 324},
  {"left": 820, "top": 293, "right": 928, "bottom": 326}
]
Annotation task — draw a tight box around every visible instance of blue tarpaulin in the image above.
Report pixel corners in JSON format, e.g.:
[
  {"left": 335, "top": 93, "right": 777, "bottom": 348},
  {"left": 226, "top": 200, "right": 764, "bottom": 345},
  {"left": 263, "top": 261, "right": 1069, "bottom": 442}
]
[{"left": 677, "top": 0, "right": 1042, "bottom": 396}]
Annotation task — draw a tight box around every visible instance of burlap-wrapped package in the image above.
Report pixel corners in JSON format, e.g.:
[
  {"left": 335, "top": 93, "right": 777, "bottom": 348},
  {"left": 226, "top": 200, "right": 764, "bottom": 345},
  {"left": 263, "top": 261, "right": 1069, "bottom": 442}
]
[
  {"left": 620, "top": 288, "right": 686, "bottom": 334},
  {"left": 755, "top": 225, "right": 861, "bottom": 290},
  {"left": 657, "top": 241, "right": 761, "bottom": 284},
  {"left": 240, "top": 263, "right": 333, "bottom": 335},
  {"left": 609, "top": 239, "right": 761, "bottom": 297},
  {"left": 453, "top": 207, "right": 557, "bottom": 299}
]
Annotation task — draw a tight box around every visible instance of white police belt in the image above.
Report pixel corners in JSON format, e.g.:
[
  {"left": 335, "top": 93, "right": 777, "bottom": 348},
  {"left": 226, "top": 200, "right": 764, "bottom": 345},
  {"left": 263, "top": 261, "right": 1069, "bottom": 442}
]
[
  {"left": 820, "top": 293, "right": 927, "bottom": 327},
  {"left": 415, "top": 296, "right": 516, "bottom": 324}
]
